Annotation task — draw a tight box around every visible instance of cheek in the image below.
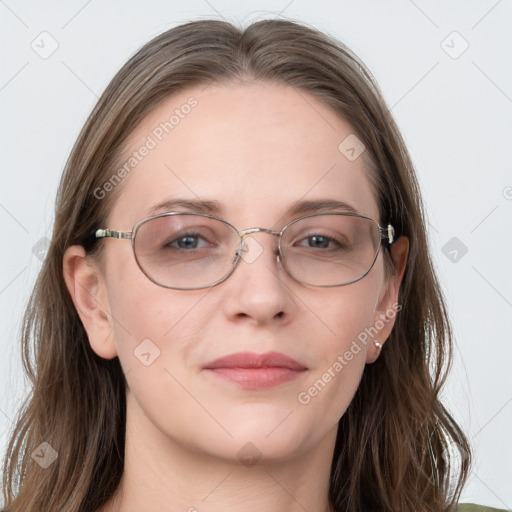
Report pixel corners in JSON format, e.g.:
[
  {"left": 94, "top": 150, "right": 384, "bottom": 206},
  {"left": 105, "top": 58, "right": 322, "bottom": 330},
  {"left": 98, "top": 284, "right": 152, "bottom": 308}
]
[
  {"left": 107, "top": 284, "right": 209, "bottom": 436},
  {"left": 104, "top": 243, "right": 186, "bottom": 341},
  {"left": 104, "top": 256, "right": 204, "bottom": 380},
  {"left": 297, "top": 277, "right": 381, "bottom": 418},
  {"left": 314, "top": 275, "right": 381, "bottom": 357}
]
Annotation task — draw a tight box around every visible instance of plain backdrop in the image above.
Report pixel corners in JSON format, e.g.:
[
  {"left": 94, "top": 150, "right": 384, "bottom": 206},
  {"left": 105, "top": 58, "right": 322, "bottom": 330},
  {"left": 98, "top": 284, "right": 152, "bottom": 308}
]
[{"left": 1, "top": 0, "right": 511, "bottom": 508}]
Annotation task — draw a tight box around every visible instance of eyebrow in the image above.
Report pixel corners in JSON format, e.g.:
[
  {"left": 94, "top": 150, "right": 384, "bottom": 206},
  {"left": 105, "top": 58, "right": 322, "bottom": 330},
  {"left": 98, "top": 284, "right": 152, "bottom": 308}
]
[{"left": 147, "top": 198, "right": 360, "bottom": 218}]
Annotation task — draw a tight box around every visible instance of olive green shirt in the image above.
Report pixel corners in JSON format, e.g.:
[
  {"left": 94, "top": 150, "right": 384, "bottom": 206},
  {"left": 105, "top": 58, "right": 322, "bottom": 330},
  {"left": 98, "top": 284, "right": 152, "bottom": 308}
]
[{"left": 457, "top": 504, "right": 510, "bottom": 511}]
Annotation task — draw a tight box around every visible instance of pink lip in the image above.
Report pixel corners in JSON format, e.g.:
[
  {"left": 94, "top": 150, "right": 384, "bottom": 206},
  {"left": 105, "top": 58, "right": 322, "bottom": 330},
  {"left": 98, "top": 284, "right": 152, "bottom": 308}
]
[{"left": 203, "top": 351, "right": 308, "bottom": 390}]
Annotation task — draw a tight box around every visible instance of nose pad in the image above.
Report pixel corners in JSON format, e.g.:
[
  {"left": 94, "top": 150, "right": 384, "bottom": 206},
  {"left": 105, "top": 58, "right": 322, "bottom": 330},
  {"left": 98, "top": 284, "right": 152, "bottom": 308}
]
[
  {"left": 231, "top": 241, "right": 244, "bottom": 266},
  {"left": 236, "top": 236, "right": 265, "bottom": 265},
  {"left": 232, "top": 235, "right": 284, "bottom": 266},
  {"left": 230, "top": 234, "right": 286, "bottom": 284}
]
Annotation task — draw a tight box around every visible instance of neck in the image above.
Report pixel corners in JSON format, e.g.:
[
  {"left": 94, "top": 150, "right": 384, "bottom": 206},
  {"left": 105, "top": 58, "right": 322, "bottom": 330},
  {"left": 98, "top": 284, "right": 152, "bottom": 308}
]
[{"left": 99, "top": 391, "right": 336, "bottom": 512}]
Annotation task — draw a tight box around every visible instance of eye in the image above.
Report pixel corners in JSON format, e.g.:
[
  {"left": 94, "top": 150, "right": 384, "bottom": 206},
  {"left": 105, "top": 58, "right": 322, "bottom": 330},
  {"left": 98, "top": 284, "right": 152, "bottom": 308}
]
[
  {"left": 296, "top": 233, "right": 347, "bottom": 250},
  {"left": 163, "top": 231, "right": 213, "bottom": 250},
  {"left": 300, "top": 235, "right": 330, "bottom": 249}
]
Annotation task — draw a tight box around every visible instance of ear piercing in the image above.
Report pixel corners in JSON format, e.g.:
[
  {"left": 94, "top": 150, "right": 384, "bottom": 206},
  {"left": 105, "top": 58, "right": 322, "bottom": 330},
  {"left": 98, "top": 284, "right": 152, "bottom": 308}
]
[{"left": 374, "top": 341, "right": 383, "bottom": 353}]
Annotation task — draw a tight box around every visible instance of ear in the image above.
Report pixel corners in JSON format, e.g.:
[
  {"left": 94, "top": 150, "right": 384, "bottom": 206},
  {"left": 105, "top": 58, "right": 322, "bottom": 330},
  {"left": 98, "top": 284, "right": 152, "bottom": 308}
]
[
  {"left": 62, "top": 245, "right": 118, "bottom": 359},
  {"left": 366, "top": 236, "right": 409, "bottom": 363}
]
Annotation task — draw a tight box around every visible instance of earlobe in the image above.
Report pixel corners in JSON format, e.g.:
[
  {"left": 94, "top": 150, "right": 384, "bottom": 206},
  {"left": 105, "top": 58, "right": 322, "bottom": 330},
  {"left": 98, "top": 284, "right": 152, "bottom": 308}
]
[{"left": 62, "top": 245, "right": 118, "bottom": 359}]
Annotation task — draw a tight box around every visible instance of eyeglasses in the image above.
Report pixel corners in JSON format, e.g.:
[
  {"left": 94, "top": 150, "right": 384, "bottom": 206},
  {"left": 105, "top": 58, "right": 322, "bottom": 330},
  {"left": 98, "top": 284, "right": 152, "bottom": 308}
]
[{"left": 95, "top": 211, "right": 396, "bottom": 290}]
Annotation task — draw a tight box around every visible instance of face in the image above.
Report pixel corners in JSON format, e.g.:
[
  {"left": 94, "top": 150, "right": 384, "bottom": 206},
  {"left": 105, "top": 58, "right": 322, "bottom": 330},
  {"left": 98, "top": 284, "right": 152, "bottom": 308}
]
[{"left": 70, "top": 80, "right": 404, "bottom": 465}]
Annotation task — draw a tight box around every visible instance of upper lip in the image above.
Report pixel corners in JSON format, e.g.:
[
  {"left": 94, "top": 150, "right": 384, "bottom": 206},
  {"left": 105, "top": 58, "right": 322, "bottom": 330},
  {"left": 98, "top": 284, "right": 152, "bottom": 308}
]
[{"left": 203, "top": 351, "right": 307, "bottom": 371}]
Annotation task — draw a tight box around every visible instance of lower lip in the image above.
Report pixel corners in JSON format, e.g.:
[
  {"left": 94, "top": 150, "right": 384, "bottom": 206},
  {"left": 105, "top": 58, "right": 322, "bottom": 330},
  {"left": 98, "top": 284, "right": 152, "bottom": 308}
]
[{"left": 204, "top": 367, "right": 306, "bottom": 389}]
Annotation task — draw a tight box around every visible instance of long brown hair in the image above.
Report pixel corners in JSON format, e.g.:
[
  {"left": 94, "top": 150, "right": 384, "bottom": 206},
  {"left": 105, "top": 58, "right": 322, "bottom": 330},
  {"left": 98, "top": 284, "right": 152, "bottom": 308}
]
[{"left": 2, "top": 18, "right": 471, "bottom": 511}]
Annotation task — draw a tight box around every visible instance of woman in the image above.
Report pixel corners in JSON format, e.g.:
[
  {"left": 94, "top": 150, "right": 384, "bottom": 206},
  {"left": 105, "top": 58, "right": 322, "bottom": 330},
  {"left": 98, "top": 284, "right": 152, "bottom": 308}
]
[{"left": 1, "top": 18, "right": 505, "bottom": 512}]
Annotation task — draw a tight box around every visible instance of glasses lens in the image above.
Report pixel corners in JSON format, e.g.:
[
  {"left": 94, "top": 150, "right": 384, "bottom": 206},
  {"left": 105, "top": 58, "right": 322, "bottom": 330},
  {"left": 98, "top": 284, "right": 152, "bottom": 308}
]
[
  {"left": 133, "top": 214, "right": 240, "bottom": 289},
  {"left": 281, "top": 214, "right": 381, "bottom": 286}
]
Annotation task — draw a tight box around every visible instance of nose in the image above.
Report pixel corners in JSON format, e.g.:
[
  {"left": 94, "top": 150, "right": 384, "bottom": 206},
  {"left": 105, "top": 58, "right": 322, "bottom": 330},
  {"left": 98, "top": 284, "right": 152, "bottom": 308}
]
[{"left": 221, "top": 232, "right": 293, "bottom": 325}]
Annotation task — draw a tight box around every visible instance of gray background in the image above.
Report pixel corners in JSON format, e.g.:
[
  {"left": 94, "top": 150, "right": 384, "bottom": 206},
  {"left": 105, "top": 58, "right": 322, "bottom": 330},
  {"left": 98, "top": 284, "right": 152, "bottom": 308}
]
[{"left": 1, "top": 0, "right": 511, "bottom": 508}]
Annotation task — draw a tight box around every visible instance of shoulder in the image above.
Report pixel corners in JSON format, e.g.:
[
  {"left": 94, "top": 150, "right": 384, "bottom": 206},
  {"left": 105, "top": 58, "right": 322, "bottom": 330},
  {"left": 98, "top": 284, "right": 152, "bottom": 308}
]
[{"left": 457, "top": 504, "right": 510, "bottom": 512}]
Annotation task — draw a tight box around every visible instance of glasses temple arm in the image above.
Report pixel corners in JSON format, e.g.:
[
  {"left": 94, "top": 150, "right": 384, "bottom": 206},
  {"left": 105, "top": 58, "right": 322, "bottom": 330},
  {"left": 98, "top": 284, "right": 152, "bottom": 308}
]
[
  {"left": 380, "top": 224, "right": 395, "bottom": 245},
  {"left": 95, "top": 229, "right": 133, "bottom": 240}
]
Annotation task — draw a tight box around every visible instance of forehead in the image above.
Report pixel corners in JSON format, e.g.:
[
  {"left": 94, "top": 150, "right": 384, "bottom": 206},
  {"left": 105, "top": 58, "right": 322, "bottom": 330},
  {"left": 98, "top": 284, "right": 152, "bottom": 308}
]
[{"left": 107, "top": 80, "right": 379, "bottom": 228}]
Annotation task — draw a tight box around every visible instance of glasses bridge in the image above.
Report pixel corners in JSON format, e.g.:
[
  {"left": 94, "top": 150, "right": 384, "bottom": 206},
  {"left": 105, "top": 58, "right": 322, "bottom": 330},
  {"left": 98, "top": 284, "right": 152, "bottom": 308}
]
[{"left": 238, "top": 227, "right": 281, "bottom": 238}]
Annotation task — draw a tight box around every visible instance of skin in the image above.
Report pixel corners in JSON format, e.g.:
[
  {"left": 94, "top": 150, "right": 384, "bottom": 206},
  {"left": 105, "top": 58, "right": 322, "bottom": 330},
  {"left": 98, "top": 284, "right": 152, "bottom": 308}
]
[{"left": 64, "top": 80, "right": 408, "bottom": 512}]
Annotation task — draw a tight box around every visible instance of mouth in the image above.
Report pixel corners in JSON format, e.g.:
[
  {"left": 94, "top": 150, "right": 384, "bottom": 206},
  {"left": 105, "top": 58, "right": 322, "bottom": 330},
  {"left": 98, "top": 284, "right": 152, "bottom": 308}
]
[{"left": 202, "top": 351, "right": 308, "bottom": 390}]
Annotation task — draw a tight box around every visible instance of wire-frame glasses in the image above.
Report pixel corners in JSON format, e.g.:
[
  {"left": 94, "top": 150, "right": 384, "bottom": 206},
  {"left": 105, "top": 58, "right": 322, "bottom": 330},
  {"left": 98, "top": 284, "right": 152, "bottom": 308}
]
[{"left": 94, "top": 211, "right": 396, "bottom": 290}]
